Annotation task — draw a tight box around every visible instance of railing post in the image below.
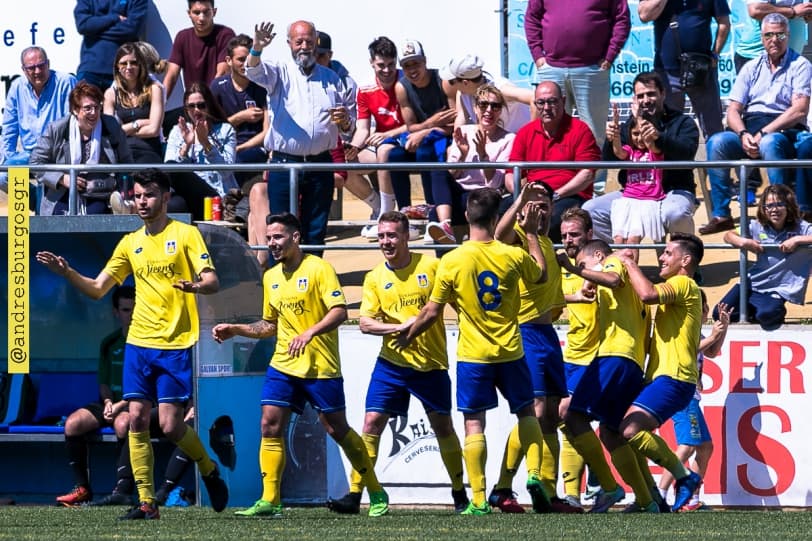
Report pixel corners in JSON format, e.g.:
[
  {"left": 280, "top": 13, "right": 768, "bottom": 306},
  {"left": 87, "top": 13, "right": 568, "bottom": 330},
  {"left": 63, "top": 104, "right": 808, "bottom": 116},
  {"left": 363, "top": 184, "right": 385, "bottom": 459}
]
[
  {"left": 67, "top": 167, "right": 78, "bottom": 216},
  {"left": 737, "top": 163, "right": 749, "bottom": 322},
  {"left": 513, "top": 166, "right": 521, "bottom": 200},
  {"left": 288, "top": 166, "right": 299, "bottom": 216}
]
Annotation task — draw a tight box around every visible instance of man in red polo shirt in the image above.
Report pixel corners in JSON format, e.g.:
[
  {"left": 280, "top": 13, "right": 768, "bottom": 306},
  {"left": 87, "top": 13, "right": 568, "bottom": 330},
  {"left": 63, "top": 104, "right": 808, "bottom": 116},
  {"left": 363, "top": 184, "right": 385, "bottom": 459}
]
[{"left": 506, "top": 81, "right": 600, "bottom": 242}]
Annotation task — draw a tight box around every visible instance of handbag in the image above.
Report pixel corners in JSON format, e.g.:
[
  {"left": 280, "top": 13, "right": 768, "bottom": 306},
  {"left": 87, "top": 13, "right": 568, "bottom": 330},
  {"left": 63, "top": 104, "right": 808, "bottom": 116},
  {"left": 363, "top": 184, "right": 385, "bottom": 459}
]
[
  {"left": 83, "top": 174, "right": 119, "bottom": 199},
  {"left": 670, "top": 18, "right": 712, "bottom": 90}
]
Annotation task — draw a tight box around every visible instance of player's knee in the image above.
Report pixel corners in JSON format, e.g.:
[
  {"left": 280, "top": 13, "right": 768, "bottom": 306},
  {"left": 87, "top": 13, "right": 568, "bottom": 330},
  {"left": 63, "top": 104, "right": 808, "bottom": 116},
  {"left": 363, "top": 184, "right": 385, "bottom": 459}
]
[{"left": 64, "top": 412, "right": 91, "bottom": 436}]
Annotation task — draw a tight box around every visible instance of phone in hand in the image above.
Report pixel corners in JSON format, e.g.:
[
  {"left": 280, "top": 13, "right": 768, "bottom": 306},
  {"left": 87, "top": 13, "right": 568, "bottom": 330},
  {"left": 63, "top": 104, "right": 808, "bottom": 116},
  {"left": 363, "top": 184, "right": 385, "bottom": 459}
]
[{"left": 245, "top": 99, "right": 257, "bottom": 109}]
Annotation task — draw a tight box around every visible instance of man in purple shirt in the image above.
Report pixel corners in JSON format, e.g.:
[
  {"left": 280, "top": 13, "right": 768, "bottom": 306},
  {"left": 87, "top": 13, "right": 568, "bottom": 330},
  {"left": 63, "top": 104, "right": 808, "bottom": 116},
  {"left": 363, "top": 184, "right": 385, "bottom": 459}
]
[{"left": 524, "top": 0, "right": 630, "bottom": 194}]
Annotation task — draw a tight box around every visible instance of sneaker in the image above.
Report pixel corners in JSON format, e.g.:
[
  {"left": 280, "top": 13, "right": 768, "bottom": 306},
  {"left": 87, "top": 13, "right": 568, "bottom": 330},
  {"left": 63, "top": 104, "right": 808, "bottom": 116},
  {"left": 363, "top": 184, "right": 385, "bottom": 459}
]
[
  {"left": 589, "top": 485, "right": 625, "bottom": 513},
  {"left": 452, "top": 488, "right": 470, "bottom": 514},
  {"left": 163, "top": 486, "right": 190, "bottom": 508},
  {"left": 487, "top": 488, "right": 525, "bottom": 513},
  {"left": 622, "top": 501, "right": 659, "bottom": 513},
  {"left": 118, "top": 501, "right": 160, "bottom": 520},
  {"left": 326, "top": 491, "right": 361, "bottom": 514},
  {"left": 526, "top": 475, "right": 552, "bottom": 514},
  {"left": 368, "top": 490, "right": 389, "bottom": 517},
  {"left": 651, "top": 487, "right": 671, "bottom": 514},
  {"left": 56, "top": 485, "right": 92, "bottom": 507},
  {"left": 550, "top": 496, "right": 584, "bottom": 514},
  {"left": 85, "top": 491, "right": 133, "bottom": 507},
  {"left": 202, "top": 464, "right": 229, "bottom": 512},
  {"left": 672, "top": 471, "right": 701, "bottom": 512},
  {"left": 361, "top": 224, "right": 378, "bottom": 239},
  {"left": 110, "top": 192, "right": 135, "bottom": 215},
  {"left": 461, "top": 501, "right": 492, "bottom": 516},
  {"left": 678, "top": 500, "right": 711, "bottom": 512},
  {"left": 234, "top": 499, "right": 283, "bottom": 517},
  {"left": 401, "top": 204, "right": 432, "bottom": 220},
  {"left": 426, "top": 221, "right": 456, "bottom": 244}
]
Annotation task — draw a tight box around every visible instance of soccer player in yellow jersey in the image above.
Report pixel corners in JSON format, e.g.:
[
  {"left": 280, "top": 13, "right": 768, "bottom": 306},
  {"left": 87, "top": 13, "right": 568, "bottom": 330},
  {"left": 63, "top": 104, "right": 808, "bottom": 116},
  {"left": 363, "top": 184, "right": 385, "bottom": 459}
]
[
  {"left": 36, "top": 168, "right": 228, "bottom": 520},
  {"left": 617, "top": 233, "right": 706, "bottom": 512},
  {"left": 558, "top": 239, "right": 657, "bottom": 513},
  {"left": 398, "top": 188, "right": 548, "bottom": 516},
  {"left": 489, "top": 183, "right": 579, "bottom": 514},
  {"left": 212, "top": 213, "right": 388, "bottom": 518},
  {"left": 328, "top": 211, "right": 468, "bottom": 514}
]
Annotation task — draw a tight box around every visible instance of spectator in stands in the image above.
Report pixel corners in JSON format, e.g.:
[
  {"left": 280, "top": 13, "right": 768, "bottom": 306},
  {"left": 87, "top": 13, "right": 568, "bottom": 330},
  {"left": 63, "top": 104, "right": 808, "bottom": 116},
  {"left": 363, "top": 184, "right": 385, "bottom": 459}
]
[
  {"left": 103, "top": 43, "right": 165, "bottom": 164},
  {"left": 638, "top": 0, "right": 730, "bottom": 139},
  {"left": 524, "top": 0, "right": 631, "bottom": 195},
  {"left": 446, "top": 85, "right": 515, "bottom": 205},
  {"left": 136, "top": 41, "right": 169, "bottom": 86},
  {"left": 73, "top": 0, "right": 147, "bottom": 91},
  {"left": 164, "top": 81, "right": 238, "bottom": 221},
  {"left": 583, "top": 71, "right": 699, "bottom": 243},
  {"left": 316, "top": 31, "right": 382, "bottom": 229},
  {"left": 717, "top": 184, "right": 812, "bottom": 330},
  {"left": 246, "top": 20, "right": 355, "bottom": 252},
  {"left": 30, "top": 81, "right": 133, "bottom": 216},
  {"left": 163, "top": 1, "right": 235, "bottom": 132},
  {"left": 55, "top": 285, "right": 135, "bottom": 506},
  {"left": 506, "top": 81, "right": 601, "bottom": 243},
  {"left": 701, "top": 13, "right": 811, "bottom": 235},
  {"left": 439, "top": 54, "right": 532, "bottom": 134},
  {"left": 345, "top": 36, "right": 418, "bottom": 240},
  {"left": 1, "top": 46, "right": 76, "bottom": 196},
  {"left": 391, "top": 40, "right": 459, "bottom": 243}
]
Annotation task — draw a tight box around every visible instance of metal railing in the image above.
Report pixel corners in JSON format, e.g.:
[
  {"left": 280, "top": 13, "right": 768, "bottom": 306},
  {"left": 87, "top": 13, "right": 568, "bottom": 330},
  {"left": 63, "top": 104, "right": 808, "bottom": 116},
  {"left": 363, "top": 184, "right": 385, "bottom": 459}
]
[{"left": 17, "top": 158, "right": 812, "bottom": 322}]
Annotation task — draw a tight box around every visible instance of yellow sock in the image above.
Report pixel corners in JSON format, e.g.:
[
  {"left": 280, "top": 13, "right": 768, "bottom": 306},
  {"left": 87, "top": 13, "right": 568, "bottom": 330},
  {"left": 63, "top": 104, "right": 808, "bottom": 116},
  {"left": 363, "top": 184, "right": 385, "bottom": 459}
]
[
  {"left": 338, "top": 429, "right": 382, "bottom": 493},
  {"left": 349, "top": 433, "right": 380, "bottom": 494},
  {"left": 571, "top": 431, "right": 617, "bottom": 492},
  {"left": 634, "top": 447, "right": 656, "bottom": 492},
  {"left": 517, "top": 416, "right": 543, "bottom": 478},
  {"left": 628, "top": 431, "right": 690, "bottom": 479},
  {"left": 463, "top": 433, "right": 487, "bottom": 506},
  {"left": 493, "top": 424, "right": 523, "bottom": 490},
  {"left": 610, "top": 444, "right": 652, "bottom": 506},
  {"left": 559, "top": 425, "right": 585, "bottom": 499},
  {"left": 540, "top": 431, "right": 560, "bottom": 497},
  {"left": 175, "top": 425, "right": 215, "bottom": 476},
  {"left": 259, "top": 437, "right": 285, "bottom": 504},
  {"left": 437, "top": 433, "right": 465, "bottom": 491},
  {"left": 129, "top": 430, "right": 155, "bottom": 504}
]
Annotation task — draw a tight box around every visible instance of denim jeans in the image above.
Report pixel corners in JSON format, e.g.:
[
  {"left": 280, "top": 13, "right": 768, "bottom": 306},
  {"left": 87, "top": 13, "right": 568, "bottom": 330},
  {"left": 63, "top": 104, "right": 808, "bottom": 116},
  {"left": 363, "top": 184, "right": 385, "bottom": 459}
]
[{"left": 706, "top": 131, "right": 795, "bottom": 218}]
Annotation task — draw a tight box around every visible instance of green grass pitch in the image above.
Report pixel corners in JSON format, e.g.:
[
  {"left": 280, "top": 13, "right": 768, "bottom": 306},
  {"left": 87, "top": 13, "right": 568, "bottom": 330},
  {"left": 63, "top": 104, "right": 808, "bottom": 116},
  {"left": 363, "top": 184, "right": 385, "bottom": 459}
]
[{"left": 1, "top": 505, "right": 811, "bottom": 540}]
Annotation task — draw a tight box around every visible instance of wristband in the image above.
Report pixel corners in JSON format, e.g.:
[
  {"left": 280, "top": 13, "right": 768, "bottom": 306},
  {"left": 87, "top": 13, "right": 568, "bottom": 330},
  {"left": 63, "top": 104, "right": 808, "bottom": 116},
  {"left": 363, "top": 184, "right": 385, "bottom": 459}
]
[
  {"left": 249, "top": 47, "right": 262, "bottom": 57},
  {"left": 738, "top": 129, "right": 748, "bottom": 138}
]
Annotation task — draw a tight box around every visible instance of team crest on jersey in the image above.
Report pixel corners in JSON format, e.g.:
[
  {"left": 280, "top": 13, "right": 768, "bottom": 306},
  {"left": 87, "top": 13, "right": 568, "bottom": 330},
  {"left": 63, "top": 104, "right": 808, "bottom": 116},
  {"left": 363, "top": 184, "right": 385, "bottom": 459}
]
[
  {"left": 297, "top": 277, "right": 308, "bottom": 292},
  {"left": 416, "top": 274, "right": 429, "bottom": 288},
  {"left": 165, "top": 240, "right": 177, "bottom": 255}
]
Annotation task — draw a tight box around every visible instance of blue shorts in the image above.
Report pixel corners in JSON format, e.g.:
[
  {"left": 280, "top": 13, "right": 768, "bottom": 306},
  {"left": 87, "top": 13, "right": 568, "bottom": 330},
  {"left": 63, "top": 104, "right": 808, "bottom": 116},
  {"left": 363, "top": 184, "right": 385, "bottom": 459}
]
[
  {"left": 568, "top": 356, "right": 643, "bottom": 431},
  {"left": 261, "top": 364, "right": 346, "bottom": 414},
  {"left": 123, "top": 344, "right": 193, "bottom": 404},
  {"left": 365, "top": 357, "right": 452, "bottom": 416},
  {"left": 456, "top": 358, "right": 534, "bottom": 414},
  {"left": 564, "top": 362, "right": 590, "bottom": 395},
  {"left": 671, "top": 397, "right": 711, "bottom": 446},
  {"left": 632, "top": 376, "right": 696, "bottom": 426},
  {"left": 520, "top": 323, "right": 568, "bottom": 398}
]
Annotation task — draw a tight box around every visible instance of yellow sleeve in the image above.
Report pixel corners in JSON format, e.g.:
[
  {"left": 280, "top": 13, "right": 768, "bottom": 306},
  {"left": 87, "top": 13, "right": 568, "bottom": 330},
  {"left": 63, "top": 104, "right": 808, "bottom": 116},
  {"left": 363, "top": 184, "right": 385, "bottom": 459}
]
[
  {"left": 262, "top": 271, "right": 278, "bottom": 322},
  {"left": 102, "top": 233, "right": 133, "bottom": 285},
  {"left": 318, "top": 262, "right": 347, "bottom": 309},
  {"left": 359, "top": 269, "right": 382, "bottom": 318},
  {"left": 185, "top": 225, "right": 216, "bottom": 276}
]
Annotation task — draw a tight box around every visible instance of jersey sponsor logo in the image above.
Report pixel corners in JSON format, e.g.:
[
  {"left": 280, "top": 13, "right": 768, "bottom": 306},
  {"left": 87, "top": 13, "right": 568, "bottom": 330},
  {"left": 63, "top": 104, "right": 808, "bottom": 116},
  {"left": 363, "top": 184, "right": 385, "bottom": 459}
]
[
  {"left": 416, "top": 274, "right": 429, "bottom": 288},
  {"left": 165, "top": 240, "right": 177, "bottom": 255},
  {"left": 331, "top": 290, "right": 342, "bottom": 297},
  {"left": 385, "top": 282, "right": 394, "bottom": 289},
  {"left": 297, "top": 277, "right": 308, "bottom": 292}
]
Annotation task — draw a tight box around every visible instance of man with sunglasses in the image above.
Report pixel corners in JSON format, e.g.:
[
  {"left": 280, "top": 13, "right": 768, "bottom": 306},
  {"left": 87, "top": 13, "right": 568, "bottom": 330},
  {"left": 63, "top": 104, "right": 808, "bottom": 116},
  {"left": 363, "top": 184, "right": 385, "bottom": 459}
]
[
  {"left": 702, "top": 12, "right": 812, "bottom": 234},
  {"left": 505, "top": 81, "right": 600, "bottom": 243},
  {"left": 1, "top": 46, "right": 76, "bottom": 198}
]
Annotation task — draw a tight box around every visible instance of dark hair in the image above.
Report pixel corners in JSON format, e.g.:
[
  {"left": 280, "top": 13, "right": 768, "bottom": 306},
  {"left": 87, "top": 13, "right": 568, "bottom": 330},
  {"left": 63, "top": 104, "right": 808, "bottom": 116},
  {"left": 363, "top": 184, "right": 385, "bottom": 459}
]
[
  {"left": 112, "top": 285, "right": 135, "bottom": 309},
  {"left": 133, "top": 167, "right": 171, "bottom": 193},
  {"left": 378, "top": 210, "right": 410, "bottom": 233},
  {"left": 368, "top": 36, "right": 397, "bottom": 60},
  {"left": 183, "top": 81, "right": 229, "bottom": 123},
  {"left": 227, "top": 34, "right": 253, "bottom": 57},
  {"left": 560, "top": 207, "right": 593, "bottom": 233},
  {"left": 466, "top": 188, "right": 502, "bottom": 227},
  {"left": 633, "top": 71, "right": 665, "bottom": 93},
  {"left": 579, "top": 239, "right": 612, "bottom": 259},
  {"left": 113, "top": 43, "right": 153, "bottom": 108},
  {"left": 670, "top": 232, "right": 704, "bottom": 267},
  {"left": 188, "top": 0, "right": 214, "bottom": 7},
  {"left": 266, "top": 212, "right": 302, "bottom": 234},
  {"left": 757, "top": 184, "right": 800, "bottom": 230},
  {"left": 70, "top": 81, "right": 104, "bottom": 111},
  {"left": 700, "top": 289, "right": 708, "bottom": 306}
]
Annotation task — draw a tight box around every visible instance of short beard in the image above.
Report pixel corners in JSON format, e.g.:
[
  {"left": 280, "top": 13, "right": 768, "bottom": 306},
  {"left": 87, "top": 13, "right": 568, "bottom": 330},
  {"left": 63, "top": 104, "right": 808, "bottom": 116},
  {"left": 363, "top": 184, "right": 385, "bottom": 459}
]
[{"left": 294, "top": 52, "right": 316, "bottom": 70}]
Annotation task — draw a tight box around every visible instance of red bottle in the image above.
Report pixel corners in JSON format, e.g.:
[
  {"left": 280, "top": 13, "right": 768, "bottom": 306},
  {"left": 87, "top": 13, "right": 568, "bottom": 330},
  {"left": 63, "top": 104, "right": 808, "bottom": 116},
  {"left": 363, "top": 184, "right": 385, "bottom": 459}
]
[{"left": 211, "top": 196, "right": 222, "bottom": 221}]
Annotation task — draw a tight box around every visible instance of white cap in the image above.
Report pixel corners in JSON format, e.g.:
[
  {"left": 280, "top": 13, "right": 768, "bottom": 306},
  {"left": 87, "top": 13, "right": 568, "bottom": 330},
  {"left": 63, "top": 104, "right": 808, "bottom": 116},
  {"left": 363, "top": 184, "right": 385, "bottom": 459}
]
[{"left": 439, "top": 54, "right": 484, "bottom": 81}]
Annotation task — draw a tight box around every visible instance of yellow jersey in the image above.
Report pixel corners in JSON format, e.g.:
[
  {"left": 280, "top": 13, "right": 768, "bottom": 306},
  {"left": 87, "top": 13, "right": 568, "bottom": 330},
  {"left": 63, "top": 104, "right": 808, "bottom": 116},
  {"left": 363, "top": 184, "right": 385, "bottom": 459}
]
[
  {"left": 561, "top": 262, "right": 599, "bottom": 366},
  {"left": 360, "top": 253, "right": 447, "bottom": 371},
  {"left": 431, "top": 240, "right": 542, "bottom": 363},
  {"left": 646, "top": 274, "right": 701, "bottom": 384},
  {"left": 513, "top": 225, "right": 565, "bottom": 324},
  {"left": 595, "top": 255, "right": 650, "bottom": 370},
  {"left": 103, "top": 220, "right": 213, "bottom": 349},
  {"left": 263, "top": 254, "right": 346, "bottom": 379}
]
